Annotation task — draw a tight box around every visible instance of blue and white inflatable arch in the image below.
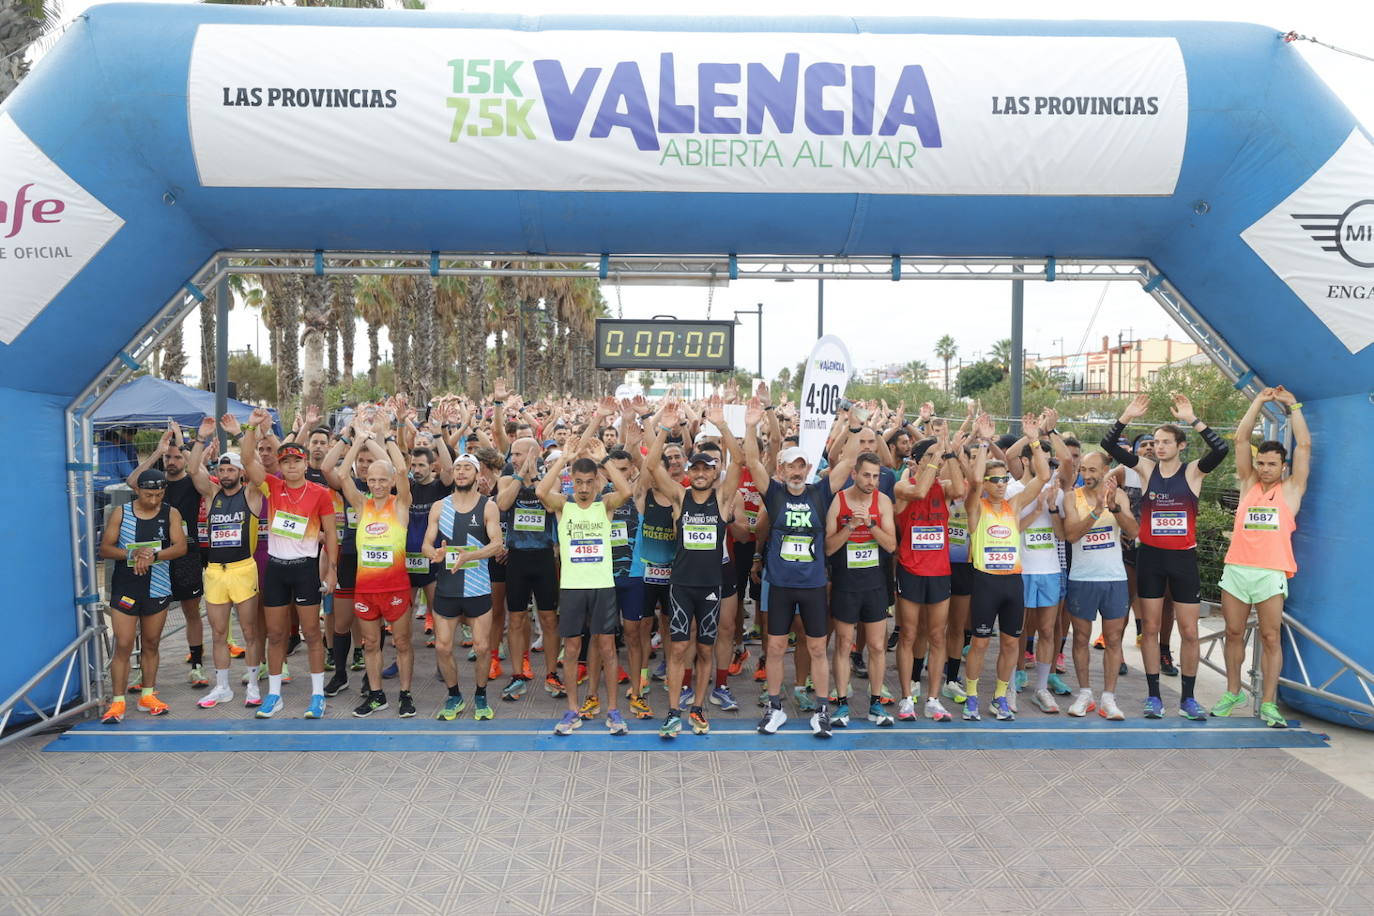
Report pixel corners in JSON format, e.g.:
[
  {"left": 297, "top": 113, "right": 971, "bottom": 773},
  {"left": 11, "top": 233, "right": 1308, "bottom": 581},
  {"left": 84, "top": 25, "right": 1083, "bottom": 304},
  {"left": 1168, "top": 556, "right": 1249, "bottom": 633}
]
[{"left": 2, "top": 4, "right": 1372, "bottom": 728}]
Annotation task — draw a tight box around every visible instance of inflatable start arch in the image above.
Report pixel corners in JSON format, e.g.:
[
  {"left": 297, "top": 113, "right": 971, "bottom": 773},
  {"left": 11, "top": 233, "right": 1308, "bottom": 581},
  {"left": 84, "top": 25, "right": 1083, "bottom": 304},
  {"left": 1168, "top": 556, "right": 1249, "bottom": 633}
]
[{"left": 2, "top": 4, "right": 1373, "bottom": 732}]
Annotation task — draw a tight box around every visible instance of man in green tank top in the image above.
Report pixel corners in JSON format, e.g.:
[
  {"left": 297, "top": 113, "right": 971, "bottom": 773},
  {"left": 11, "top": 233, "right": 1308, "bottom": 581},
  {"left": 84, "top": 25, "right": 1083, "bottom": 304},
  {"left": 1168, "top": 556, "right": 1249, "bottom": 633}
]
[{"left": 537, "top": 438, "right": 633, "bottom": 736}]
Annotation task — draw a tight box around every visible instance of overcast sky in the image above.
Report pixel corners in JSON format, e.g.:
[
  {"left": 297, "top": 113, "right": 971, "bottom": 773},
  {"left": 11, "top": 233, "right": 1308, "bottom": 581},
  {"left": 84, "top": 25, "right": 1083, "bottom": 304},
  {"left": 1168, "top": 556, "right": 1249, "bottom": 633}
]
[{"left": 36, "top": 1, "right": 1374, "bottom": 384}]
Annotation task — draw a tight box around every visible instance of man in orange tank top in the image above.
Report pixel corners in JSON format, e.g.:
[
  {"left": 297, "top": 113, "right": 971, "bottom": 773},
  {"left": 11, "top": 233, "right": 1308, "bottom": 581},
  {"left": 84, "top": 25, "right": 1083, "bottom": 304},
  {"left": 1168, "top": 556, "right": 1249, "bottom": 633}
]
[{"left": 1214, "top": 387, "right": 1310, "bottom": 728}]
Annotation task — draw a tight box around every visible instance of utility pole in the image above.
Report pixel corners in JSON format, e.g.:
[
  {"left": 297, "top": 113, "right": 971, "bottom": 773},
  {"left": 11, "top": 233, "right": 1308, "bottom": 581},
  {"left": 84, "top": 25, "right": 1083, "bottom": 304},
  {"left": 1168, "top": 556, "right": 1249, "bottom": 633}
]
[{"left": 1010, "top": 265, "right": 1024, "bottom": 433}]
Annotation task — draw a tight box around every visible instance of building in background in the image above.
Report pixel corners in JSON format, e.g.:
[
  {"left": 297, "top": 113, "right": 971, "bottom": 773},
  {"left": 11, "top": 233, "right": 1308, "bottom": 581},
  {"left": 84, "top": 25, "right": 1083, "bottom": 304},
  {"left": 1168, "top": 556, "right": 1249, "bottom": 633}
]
[{"left": 1040, "top": 335, "right": 1199, "bottom": 397}]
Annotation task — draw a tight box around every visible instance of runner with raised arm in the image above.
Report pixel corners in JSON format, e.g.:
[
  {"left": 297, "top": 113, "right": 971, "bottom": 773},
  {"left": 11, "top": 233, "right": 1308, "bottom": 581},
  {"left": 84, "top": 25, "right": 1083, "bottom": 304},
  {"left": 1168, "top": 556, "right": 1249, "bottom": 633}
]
[
  {"left": 1213, "top": 387, "right": 1310, "bottom": 727},
  {"left": 1101, "top": 393, "right": 1229, "bottom": 720}
]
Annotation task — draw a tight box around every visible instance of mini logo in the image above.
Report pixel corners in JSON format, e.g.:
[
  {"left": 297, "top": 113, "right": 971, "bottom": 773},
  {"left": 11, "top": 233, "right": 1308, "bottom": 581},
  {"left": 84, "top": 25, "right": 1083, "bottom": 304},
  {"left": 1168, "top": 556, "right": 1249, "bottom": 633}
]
[
  {"left": 364, "top": 522, "right": 388, "bottom": 535},
  {"left": 1292, "top": 199, "right": 1374, "bottom": 268},
  {"left": 989, "top": 525, "right": 1011, "bottom": 539}
]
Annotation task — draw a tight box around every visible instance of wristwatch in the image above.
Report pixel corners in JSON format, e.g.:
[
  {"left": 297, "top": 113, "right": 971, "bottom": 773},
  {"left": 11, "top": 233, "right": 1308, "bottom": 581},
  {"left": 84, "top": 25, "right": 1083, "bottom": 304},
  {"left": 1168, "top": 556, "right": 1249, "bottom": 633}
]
[{"left": 942, "top": 452, "right": 956, "bottom": 461}]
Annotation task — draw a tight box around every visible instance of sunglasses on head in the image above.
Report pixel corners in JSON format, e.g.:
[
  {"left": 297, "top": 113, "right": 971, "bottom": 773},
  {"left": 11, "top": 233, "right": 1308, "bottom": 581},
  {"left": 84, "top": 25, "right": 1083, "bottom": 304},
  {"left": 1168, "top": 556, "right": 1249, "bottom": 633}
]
[{"left": 984, "top": 475, "right": 1011, "bottom": 484}]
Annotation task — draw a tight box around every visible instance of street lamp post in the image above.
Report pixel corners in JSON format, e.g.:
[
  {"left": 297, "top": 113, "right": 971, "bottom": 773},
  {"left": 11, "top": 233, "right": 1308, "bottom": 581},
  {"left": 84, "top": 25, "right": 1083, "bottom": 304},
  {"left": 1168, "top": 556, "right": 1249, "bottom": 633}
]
[{"left": 734, "top": 303, "right": 764, "bottom": 380}]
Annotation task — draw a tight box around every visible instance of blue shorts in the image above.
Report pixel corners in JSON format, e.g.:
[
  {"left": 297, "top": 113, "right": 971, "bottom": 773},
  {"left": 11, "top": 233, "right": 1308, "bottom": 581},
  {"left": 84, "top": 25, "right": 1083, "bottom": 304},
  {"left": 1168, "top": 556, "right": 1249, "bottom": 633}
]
[
  {"left": 615, "top": 577, "right": 646, "bottom": 622},
  {"left": 1022, "top": 572, "right": 1063, "bottom": 608},
  {"left": 1067, "top": 579, "right": 1130, "bottom": 622}
]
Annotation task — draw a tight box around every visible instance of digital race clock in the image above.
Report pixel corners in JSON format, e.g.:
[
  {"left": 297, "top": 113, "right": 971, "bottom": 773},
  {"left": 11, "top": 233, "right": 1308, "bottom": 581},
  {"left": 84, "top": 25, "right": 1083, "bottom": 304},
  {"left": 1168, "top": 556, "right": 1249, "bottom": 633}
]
[{"left": 594, "top": 319, "right": 735, "bottom": 371}]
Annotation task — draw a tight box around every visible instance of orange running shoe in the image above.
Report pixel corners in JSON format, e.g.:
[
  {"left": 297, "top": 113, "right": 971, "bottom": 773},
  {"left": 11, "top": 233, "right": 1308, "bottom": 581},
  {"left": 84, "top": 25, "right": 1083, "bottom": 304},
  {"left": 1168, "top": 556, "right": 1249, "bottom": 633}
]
[
  {"left": 728, "top": 647, "right": 749, "bottom": 677},
  {"left": 617, "top": 667, "right": 629, "bottom": 685},
  {"left": 1093, "top": 634, "right": 1106, "bottom": 650},
  {"left": 137, "top": 693, "right": 170, "bottom": 716},
  {"left": 228, "top": 641, "right": 246, "bottom": 659},
  {"left": 489, "top": 654, "right": 503, "bottom": 680},
  {"left": 101, "top": 699, "right": 125, "bottom": 724},
  {"left": 753, "top": 660, "right": 767, "bottom": 682},
  {"left": 424, "top": 612, "right": 434, "bottom": 636},
  {"left": 576, "top": 662, "right": 588, "bottom": 685},
  {"left": 520, "top": 654, "right": 534, "bottom": 680}
]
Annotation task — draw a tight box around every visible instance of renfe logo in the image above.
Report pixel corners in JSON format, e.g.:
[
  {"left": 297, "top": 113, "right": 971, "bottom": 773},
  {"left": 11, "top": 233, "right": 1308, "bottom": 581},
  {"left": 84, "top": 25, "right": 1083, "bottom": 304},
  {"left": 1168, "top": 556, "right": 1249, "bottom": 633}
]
[{"left": 0, "top": 184, "right": 66, "bottom": 239}]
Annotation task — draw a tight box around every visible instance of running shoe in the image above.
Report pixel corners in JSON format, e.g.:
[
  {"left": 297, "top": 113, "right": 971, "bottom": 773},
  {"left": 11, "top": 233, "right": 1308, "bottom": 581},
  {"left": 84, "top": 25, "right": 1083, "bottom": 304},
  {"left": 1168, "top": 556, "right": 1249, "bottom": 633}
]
[
  {"left": 607, "top": 709, "right": 630, "bottom": 735},
  {"left": 1178, "top": 698, "right": 1207, "bottom": 721},
  {"left": 544, "top": 672, "right": 567, "bottom": 698},
  {"left": 424, "top": 612, "right": 434, "bottom": 634},
  {"left": 256, "top": 694, "right": 284, "bottom": 718},
  {"left": 380, "top": 661, "right": 398, "bottom": 680},
  {"left": 353, "top": 692, "right": 388, "bottom": 718},
  {"left": 100, "top": 699, "right": 125, "bottom": 724},
  {"left": 887, "top": 627, "right": 900, "bottom": 650},
  {"left": 810, "top": 709, "right": 832, "bottom": 738},
  {"left": 1211, "top": 690, "right": 1248, "bottom": 717},
  {"left": 323, "top": 652, "right": 335, "bottom": 672},
  {"left": 963, "top": 697, "right": 981, "bottom": 721},
  {"left": 244, "top": 684, "right": 261, "bottom": 708},
  {"left": 679, "top": 686, "right": 695, "bottom": 708},
  {"left": 788, "top": 632, "right": 797, "bottom": 648},
  {"left": 617, "top": 667, "right": 629, "bottom": 685},
  {"left": 652, "top": 660, "right": 667, "bottom": 681},
  {"left": 350, "top": 648, "right": 365, "bottom": 671},
  {"left": 903, "top": 681, "right": 918, "bottom": 705},
  {"left": 281, "top": 662, "right": 291, "bottom": 684},
  {"left": 757, "top": 687, "right": 770, "bottom": 708},
  {"left": 941, "top": 680, "right": 968, "bottom": 704},
  {"left": 323, "top": 672, "right": 349, "bottom": 697},
  {"left": 572, "top": 662, "right": 586, "bottom": 686},
  {"left": 629, "top": 695, "right": 653, "bottom": 719},
  {"left": 1135, "top": 633, "right": 1144, "bottom": 647},
  {"left": 1054, "top": 653, "right": 1067, "bottom": 675},
  {"left": 398, "top": 691, "right": 417, "bottom": 718},
  {"left": 359, "top": 675, "right": 371, "bottom": 696},
  {"left": 757, "top": 706, "right": 787, "bottom": 734},
  {"left": 1013, "top": 670, "right": 1029, "bottom": 692},
  {"left": 868, "top": 702, "right": 894, "bottom": 727},
  {"left": 579, "top": 695, "right": 601, "bottom": 720},
  {"left": 832, "top": 701, "right": 850, "bottom": 728},
  {"left": 896, "top": 697, "right": 917, "bottom": 721},
  {"left": 753, "top": 660, "right": 767, "bottom": 682},
  {"left": 460, "top": 624, "right": 473, "bottom": 648},
  {"left": 1067, "top": 689, "right": 1095, "bottom": 717},
  {"left": 425, "top": 633, "right": 436, "bottom": 650},
  {"left": 1007, "top": 685, "right": 1019, "bottom": 714},
  {"left": 1098, "top": 696, "right": 1125, "bottom": 720},
  {"left": 924, "top": 698, "right": 952, "bottom": 722},
  {"left": 728, "top": 647, "right": 749, "bottom": 677},
  {"left": 1093, "top": 634, "right": 1106, "bottom": 650},
  {"left": 1047, "top": 673, "right": 1072, "bottom": 696},
  {"left": 1119, "top": 662, "right": 1128, "bottom": 677},
  {"left": 437, "top": 694, "right": 466, "bottom": 720},
  {"left": 554, "top": 710, "right": 582, "bottom": 735},
  {"left": 803, "top": 675, "right": 815, "bottom": 693},
  {"left": 288, "top": 634, "right": 303, "bottom": 656},
  {"left": 531, "top": 633, "right": 543, "bottom": 653},
  {"left": 242, "top": 663, "right": 266, "bottom": 685},
  {"left": 1023, "top": 649, "right": 1035, "bottom": 666},
  {"left": 689, "top": 709, "right": 710, "bottom": 734},
  {"left": 187, "top": 665, "right": 208, "bottom": 689},
  {"left": 851, "top": 651, "right": 868, "bottom": 679},
  {"left": 197, "top": 685, "right": 234, "bottom": 709},
  {"left": 649, "top": 631, "right": 663, "bottom": 651},
  {"left": 1032, "top": 689, "right": 1060, "bottom": 714},
  {"left": 1259, "top": 702, "right": 1287, "bottom": 728},
  {"left": 793, "top": 685, "right": 817, "bottom": 712},
  {"left": 502, "top": 677, "right": 528, "bottom": 701},
  {"left": 709, "top": 685, "right": 739, "bottom": 711},
  {"left": 992, "top": 696, "right": 1015, "bottom": 721},
  {"left": 1143, "top": 696, "right": 1164, "bottom": 719},
  {"left": 519, "top": 654, "right": 534, "bottom": 680},
  {"left": 1160, "top": 650, "right": 1179, "bottom": 677},
  {"left": 228, "top": 641, "right": 246, "bottom": 659},
  {"left": 659, "top": 711, "right": 682, "bottom": 738},
  {"left": 473, "top": 696, "right": 494, "bottom": 720},
  {"left": 304, "top": 694, "right": 326, "bottom": 719},
  {"left": 138, "top": 693, "right": 169, "bottom": 716},
  {"left": 744, "top": 626, "right": 761, "bottom": 644}
]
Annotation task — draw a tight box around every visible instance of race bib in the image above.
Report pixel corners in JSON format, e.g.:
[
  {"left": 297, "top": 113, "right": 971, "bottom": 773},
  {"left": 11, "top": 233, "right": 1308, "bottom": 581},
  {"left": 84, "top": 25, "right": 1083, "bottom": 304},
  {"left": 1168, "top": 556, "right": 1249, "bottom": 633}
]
[
  {"left": 982, "top": 546, "right": 1018, "bottom": 571},
  {"left": 683, "top": 523, "right": 717, "bottom": 550},
  {"left": 405, "top": 551, "right": 431, "bottom": 572},
  {"left": 513, "top": 508, "right": 546, "bottom": 532},
  {"left": 198, "top": 521, "right": 210, "bottom": 543},
  {"left": 846, "top": 542, "right": 878, "bottom": 569},
  {"left": 445, "top": 545, "right": 480, "bottom": 571},
  {"left": 909, "top": 525, "right": 945, "bottom": 551},
  {"left": 947, "top": 520, "right": 968, "bottom": 548},
  {"left": 569, "top": 538, "right": 606, "bottom": 564},
  {"left": 643, "top": 562, "right": 671, "bottom": 585},
  {"left": 360, "top": 547, "right": 394, "bottom": 568},
  {"left": 270, "top": 510, "right": 308, "bottom": 541},
  {"left": 345, "top": 506, "right": 359, "bottom": 529},
  {"left": 209, "top": 523, "right": 243, "bottom": 549},
  {"left": 1150, "top": 510, "right": 1188, "bottom": 537},
  {"left": 1025, "top": 526, "right": 1056, "bottom": 549},
  {"left": 124, "top": 540, "right": 159, "bottom": 566},
  {"left": 180, "top": 520, "right": 189, "bottom": 536},
  {"left": 744, "top": 507, "right": 759, "bottom": 530},
  {"left": 1082, "top": 526, "right": 1115, "bottom": 551},
  {"left": 610, "top": 521, "right": 629, "bottom": 547},
  {"left": 1244, "top": 506, "right": 1278, "bottom": 531},
  {"left": 780, "top": 534, "right": 812, "bottom": 562}
]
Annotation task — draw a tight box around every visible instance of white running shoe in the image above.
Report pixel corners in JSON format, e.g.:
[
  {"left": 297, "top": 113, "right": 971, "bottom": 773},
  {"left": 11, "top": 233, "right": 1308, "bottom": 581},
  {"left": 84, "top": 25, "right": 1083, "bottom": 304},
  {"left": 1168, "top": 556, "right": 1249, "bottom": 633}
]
[
  {"left": 757, "top": 706, "right": 787, "bottom": 734},
  {"left": 197, "top": 685, "right": 234, "bottom": 709},
  {"left": 940, "top": 680, "right": 968, "bottom": 703},
  {"left": 924, "top": 697, "right": 952, "bottom": 722},
  {"left": 1098, "top": 695, "right": 1125, "bottom": 720},
  {"left": 1068, "top": 689, "right": 1095, "bottom": 717},
  {"left": 1032, "top": 688, "right": 1060, "bottom": 714},
  {"left": 895, "top": 696, "right": 917, "bottom": 721},
  {"left": 1007, "top": 685, "right": 1019, "bottom": 713}
]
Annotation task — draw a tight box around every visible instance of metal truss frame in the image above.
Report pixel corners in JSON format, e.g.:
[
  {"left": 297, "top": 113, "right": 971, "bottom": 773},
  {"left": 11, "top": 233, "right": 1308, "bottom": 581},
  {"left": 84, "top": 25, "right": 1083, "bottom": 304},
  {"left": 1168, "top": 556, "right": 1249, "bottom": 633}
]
[{"left": 3, "top": 249, "right": 1351, "bottom": 745}]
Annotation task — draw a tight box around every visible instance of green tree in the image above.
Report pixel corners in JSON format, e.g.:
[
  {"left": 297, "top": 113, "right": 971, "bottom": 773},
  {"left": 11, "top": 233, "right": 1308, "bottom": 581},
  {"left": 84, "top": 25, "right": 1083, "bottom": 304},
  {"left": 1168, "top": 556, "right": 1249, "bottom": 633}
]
[
  {"left": 934, "top": 335, "right": 958, "bottom": 394},
  {"left": 957, "top": 360, "right": 1003, "bottom": 398},
  {"left": 990, "top": 338, "right": 1013, "bottom": 373},
  {"left": 228, "top": 349, "right": 278, "bottom": 405},
  {"left": 1023, "top": 365, "right": 1064, "bottom": 392},
  {"left": 0, "top": 0, "right": 61, "bottom": 103},
  {"left": 902, "top": 360, "right": 929, "bottom": 384}
]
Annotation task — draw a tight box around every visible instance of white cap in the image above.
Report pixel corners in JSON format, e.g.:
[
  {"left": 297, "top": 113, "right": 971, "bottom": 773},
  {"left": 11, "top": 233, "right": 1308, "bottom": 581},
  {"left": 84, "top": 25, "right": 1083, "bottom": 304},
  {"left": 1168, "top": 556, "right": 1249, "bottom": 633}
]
[
  {"left": 778, "top": 446, "right": 808, "bottom": 465},
  {"left": 454, "top": 454, "right": 481, "bottom": 470},
  {"left": 217, "top": 452, "right": 244, "bottom": 469}
]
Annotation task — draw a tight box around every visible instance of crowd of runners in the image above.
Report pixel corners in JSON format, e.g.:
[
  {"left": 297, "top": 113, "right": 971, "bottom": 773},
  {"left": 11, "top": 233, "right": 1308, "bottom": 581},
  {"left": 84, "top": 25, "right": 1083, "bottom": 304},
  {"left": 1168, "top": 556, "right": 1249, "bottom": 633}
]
[{"left": 99, "top": 377, "right": 1310, "bottom": 736}]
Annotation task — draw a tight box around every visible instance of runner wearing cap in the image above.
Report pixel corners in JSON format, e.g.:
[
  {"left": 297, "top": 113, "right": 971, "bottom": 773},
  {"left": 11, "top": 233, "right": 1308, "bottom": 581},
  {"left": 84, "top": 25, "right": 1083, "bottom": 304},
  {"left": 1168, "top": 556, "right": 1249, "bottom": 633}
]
[
  {"left": 98, "top": 468, "right": 189, "bottom": 722},
  {"left": 1213, "top": 387, "right": 1310, "bottom": 727},
  {"left": 240, "top": 408, "right": 339, "bottom": 719},
  {"left": 1102, "top": 393, "right": 1229, "bottom": 720},
  {"left": 187, "top": 416, "right": 266, "bottom": 708}
]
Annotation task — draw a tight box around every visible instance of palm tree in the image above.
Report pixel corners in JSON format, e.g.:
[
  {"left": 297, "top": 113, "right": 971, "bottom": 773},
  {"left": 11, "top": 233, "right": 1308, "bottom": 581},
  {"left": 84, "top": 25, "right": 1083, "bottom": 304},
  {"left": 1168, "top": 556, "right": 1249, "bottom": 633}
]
[
  {"left": 355, "top": 272, "right": 394, "bottom": 388},
  {"left": 0, "top": 1, "right": 60, "bottom": 104},
  {"left": 160, "top": 320, "right": 188, "bottom": 383},
  {"left": 1024, "top": 365, "right": 1065, "bottom": 392},
  {"left": 902, "top": 360, "right": 929, "bottom": 384},
  {"left": 935, "top": 335, "right": 958, "bottom": 393},
  {"left": 333, "top": 273, "right": 357, "bottom": 382},
  {"left": 990, "top": 338, "right": 1013, "bottom": 374},
  {"left": 300, "top": 273, "right": 334, "bottom": 409}
]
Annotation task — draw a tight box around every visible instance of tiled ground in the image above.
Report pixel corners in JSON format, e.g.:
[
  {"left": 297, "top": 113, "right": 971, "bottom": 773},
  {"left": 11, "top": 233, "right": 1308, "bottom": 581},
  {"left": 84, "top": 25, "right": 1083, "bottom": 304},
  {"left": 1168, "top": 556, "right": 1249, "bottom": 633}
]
[{"left": 3, "top": 605, "right": 1372, "bottom": 914}]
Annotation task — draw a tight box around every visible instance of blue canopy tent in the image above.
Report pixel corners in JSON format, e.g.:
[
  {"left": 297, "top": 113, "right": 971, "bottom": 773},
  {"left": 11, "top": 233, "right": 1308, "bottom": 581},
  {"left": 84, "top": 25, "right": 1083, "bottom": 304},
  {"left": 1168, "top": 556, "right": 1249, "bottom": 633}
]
[{"left": 92, "top": 375, "right": 281, "bottom": 436}]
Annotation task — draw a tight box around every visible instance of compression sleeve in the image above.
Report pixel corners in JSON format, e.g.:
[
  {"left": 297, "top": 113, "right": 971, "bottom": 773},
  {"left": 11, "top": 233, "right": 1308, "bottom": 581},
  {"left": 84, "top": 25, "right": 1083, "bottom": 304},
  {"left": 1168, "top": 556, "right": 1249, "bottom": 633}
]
[
  {"left": 1100, "top": 422, "right": 1139, "bottom": 468},
  {"left": 1196, "top": 424, "right": 1230, "bottom": 473}
]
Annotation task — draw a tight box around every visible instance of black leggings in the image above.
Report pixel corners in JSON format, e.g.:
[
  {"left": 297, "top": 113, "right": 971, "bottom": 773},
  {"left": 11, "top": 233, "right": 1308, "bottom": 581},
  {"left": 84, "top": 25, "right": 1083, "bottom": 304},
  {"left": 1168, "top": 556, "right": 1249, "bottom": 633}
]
[
  {"left": 970, "top": 570, "right": 1024, "bottom": 638},
  {"left": 767, "top": 585, "right": 828, "bottom": 639}
]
